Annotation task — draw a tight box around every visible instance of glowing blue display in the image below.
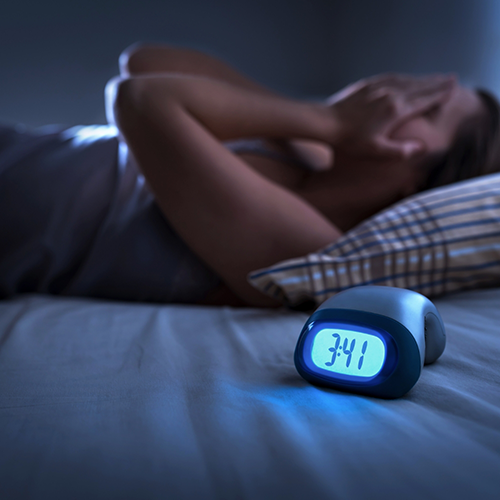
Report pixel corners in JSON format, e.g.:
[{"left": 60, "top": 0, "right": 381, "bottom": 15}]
[{"left": 311, "top": 328, "right": 386, "bottom": 378}]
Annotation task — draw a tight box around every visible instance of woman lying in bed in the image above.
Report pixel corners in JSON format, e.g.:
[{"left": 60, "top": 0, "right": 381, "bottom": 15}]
[{"left": 1, "top": 43, "right": 499, "bottom": 308}]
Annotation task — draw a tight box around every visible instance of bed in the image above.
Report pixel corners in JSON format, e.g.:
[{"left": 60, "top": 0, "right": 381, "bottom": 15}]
[{"left": 1, "top": 287, "right": 499, "bottom": 499}]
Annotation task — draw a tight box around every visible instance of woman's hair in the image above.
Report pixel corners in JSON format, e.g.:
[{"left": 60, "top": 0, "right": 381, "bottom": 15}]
[{"left": 418, "top": 88, "right": 500, "bottom": 192}]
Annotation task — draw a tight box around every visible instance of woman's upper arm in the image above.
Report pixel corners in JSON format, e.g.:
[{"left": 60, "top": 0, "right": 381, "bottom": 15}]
[{"left": 113, "top": 78, "right": 342, "bottom": 307}]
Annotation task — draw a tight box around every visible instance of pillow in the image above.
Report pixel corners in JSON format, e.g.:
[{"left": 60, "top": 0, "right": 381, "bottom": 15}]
[{"left": 247, "top": 172, "right": 500, "bottom": 310}]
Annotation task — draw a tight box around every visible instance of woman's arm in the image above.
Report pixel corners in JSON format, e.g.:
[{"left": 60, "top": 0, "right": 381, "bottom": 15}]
[
  {"left": 119, "top": 44, "right": 455, "bottom": 165},
  {"left": 119, "top": 43, "right": 334, "bottom": 171},
  {"left": 109, "top": 74, "right": 342, "bottom": 307}
]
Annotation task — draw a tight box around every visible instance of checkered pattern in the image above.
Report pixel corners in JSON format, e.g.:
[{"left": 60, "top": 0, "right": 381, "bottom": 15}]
[{"left": 247, "top": 173, "right": 500, "bottom": 308}]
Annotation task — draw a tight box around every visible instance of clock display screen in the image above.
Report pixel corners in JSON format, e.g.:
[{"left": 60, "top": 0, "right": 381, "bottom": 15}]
[{"left": 311, "top": 327, "right": 387, "bottom": 378}]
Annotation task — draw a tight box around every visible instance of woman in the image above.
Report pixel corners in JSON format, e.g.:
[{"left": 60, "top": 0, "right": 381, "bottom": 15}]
[{"left": 1, "top": 43, "right": 498, "bottom": 308}]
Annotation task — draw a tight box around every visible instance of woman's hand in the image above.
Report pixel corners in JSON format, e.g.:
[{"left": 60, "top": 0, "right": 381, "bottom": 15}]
[{"left": 326, "top": 73, "right": 456, "bottom": 160}]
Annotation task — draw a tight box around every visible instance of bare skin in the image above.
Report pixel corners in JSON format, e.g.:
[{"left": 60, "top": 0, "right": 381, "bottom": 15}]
[
  {"left": 310, "top": 84, "right": 486, "bottom": 231},
  {"left": 111, "top": 43, "right": 484, "bottom": 308}
]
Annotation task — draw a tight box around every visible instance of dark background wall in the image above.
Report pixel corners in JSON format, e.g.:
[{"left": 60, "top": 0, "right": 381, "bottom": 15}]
[{"left": 1, "top": 0, "right": 499, "bottom": 127}]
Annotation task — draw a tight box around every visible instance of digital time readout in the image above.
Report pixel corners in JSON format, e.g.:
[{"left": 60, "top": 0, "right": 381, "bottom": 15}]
[{"left": 311, "top": 328, "right": 387, "bottom": 378}]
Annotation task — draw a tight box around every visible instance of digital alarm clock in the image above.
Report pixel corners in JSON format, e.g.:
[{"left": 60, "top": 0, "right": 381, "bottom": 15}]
[{"left": 294, "top": 286, "right": 446, "bottom": 399}]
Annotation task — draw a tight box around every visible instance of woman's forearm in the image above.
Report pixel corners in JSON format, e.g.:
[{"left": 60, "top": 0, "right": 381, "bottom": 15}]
[
  {"left": 118, "top": 75, "right": 338, "bottom": 143},
  {"left": 120, "top": 44, "right": 335, "bottom": 171}
]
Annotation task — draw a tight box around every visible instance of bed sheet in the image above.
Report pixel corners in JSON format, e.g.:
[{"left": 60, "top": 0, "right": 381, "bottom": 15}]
[{"left": 1, "top": 288, "right": 499, "bottom": 500}]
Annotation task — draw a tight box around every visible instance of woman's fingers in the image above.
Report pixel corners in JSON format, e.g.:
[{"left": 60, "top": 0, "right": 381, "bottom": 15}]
[
  {"left": 397, "top": 85, "right": 455, "bottom": 123},
  {"left": 325, "top": 72, "right": 457, "bottom": 160},
  {"left": 370, "top": 77, "right": 455, "bottom": 133},
  {"left": 365, "top": 74, "right": 455, "bottom": 113},
  {"left": 368, "top": 74, "right": 456, "bottom": 109}
]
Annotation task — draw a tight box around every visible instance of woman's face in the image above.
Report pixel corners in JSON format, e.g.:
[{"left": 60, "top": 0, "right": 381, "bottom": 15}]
[
  {"left": 390, "top": 84, "right": 486, "bottom": 156},
  {"left": 317, "top": 83, "right": 488, "bottom": 231}
]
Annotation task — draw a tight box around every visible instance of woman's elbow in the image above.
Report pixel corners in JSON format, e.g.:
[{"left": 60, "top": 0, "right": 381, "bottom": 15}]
[{"left": 119, "top": 42, "right": 157, "bottom": 76}]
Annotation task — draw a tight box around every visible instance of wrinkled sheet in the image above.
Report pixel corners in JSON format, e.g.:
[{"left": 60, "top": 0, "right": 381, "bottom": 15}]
[{"left": 1, "top": 289, "right": 499, "bottom": 500}]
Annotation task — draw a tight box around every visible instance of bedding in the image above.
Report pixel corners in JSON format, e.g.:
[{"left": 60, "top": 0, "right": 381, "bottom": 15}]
[
  {"left": 1, "top": 288, "right": 499, "bottom": 499},
  {"left": 248, "top": 172, "right": 500, "bottom": 309}
]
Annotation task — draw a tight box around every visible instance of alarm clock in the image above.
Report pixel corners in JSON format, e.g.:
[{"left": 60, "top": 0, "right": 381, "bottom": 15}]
[{"left": 294, "top": 286, "right": 446, "bottom": 399}]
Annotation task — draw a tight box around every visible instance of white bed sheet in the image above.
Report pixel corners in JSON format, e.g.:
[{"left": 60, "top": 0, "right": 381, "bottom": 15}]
[{"left": 1, "top": 288, "right": 499, "bottom": 499}]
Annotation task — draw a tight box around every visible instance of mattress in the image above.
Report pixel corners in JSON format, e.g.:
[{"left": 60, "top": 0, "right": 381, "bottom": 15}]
[{"left": 1, "top": 288, "right": 499, "bottom": 499}]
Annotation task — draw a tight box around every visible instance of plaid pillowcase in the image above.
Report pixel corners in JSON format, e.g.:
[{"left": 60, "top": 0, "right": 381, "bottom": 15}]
[{"left": 247, "top": 172, "right": 500, "bottom": 309}]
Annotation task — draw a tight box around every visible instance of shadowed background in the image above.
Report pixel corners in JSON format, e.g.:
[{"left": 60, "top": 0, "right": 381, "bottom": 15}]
[{"left": 1, "top": 0, "right": 499, "bottom": 127}]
